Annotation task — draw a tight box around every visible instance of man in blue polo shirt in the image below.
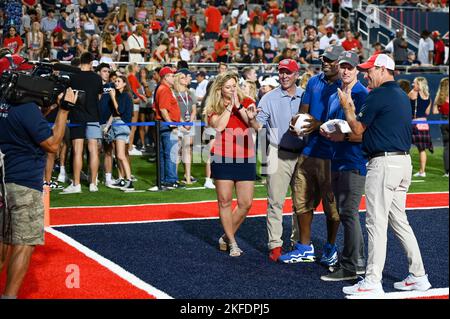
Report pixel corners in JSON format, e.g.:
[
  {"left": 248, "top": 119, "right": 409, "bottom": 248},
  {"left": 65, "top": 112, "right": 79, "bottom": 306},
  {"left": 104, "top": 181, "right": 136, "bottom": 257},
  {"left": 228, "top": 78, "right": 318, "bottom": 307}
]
[
  {"left": 248, "top": 59, "right": 304, "bottom": 261},
  {"left": 278, "top": 45, "right": 344, "bottom": 265},
  {"left": 319, "top": 51, "right": 368, "bottom": 281},
  {"left": 340, "top": 53, "right": 431, "bottom": 295}
]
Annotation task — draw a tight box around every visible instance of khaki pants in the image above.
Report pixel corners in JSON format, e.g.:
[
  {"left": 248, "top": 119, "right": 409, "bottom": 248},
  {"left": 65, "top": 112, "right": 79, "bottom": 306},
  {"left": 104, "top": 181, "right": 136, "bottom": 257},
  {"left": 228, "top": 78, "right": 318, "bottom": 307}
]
[
  {"left": 365, "top": 155, "right": 426, "bottom": 284},
  {"left": 266, "top": 145, "right": 300, "bottom": 250}
]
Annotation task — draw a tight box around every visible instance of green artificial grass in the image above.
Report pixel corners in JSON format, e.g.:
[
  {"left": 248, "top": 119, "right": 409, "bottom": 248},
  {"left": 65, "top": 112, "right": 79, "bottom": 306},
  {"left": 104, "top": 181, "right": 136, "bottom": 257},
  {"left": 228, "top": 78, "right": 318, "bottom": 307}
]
[{"left": 50, "top": 147, "right": 449, "bottom": 208}]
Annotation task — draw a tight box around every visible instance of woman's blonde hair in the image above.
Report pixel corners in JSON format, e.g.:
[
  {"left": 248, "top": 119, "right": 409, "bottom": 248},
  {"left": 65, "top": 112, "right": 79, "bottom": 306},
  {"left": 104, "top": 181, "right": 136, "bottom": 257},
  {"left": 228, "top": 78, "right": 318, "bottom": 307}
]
[
  {"left": 414, "top": 76, "right": 430, "bottom": 98},
  {"left": 299, "top": 72, "right": 312, "bottom": 90},
  {"left": 203, "top": 71, "right": 244, "bottom": 117},
  {"left": 435, "top": 77, "right": 449, "bottom": 106},
  {"left": 243, "top": 80, "right": 257, "bottom": 101},
  {"left": 173, "top": 72, "right": 188, "bottom": 93}
]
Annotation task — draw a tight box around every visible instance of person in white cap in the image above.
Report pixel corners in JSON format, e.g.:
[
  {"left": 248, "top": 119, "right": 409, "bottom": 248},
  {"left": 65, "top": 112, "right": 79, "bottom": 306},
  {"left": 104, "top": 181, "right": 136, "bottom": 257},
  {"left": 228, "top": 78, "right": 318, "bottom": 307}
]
[{"left": 339, "top": 53, "right": 431, "bottom": 295}]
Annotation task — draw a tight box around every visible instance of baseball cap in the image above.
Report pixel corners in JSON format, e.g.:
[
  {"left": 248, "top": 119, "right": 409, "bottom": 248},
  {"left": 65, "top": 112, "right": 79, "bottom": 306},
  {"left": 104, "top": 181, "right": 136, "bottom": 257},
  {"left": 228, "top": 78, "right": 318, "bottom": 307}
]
[
  {"left": 260, "top": 77, "right": 279, "bottom": 88},
  {"left": 432, "top": 30, "right": 440, "bottom": 38},
  {"left": 196, "top": 70, "right": 207, "bottom": 77},
  {"left": 159, "top": 66, "right": 175, "bottom": 78},
  {"left": 357, "top": 53, "right": 395, "bottom": 71},
  {"left": 278, "top": 59, "right": 300, "bottom": 73},
  {"left": 338, "top": 51, "right": 359, "bottom": 67},
  {"left": 220, "top": 30, "right": 229, "bottom": 39},
  {"left": 326, "top": 26, "right": 334, "bottom": 33},
  {"left": 176, "top": 68, "right": 191, "bottom": 76},
  {"left": 322, "top": 45, "right": 345, "bottom": 61},
  {"left": 151, "top": 21, "right": 161, "bottom": 30}
]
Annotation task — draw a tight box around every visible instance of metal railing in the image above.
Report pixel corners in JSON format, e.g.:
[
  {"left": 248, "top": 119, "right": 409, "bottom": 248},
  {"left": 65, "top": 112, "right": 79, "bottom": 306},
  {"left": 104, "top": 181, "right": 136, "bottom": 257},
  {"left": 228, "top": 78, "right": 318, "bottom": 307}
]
[{"left": 357, "top": 0, "right": 421, "bottom": 49}]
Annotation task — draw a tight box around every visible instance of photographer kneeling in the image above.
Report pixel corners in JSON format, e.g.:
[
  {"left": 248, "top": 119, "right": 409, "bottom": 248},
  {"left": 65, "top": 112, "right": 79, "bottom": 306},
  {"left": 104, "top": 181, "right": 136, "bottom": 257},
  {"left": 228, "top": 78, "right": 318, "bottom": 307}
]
[{"left": 0, "top": 88, "right": 78, "bottom": 299}]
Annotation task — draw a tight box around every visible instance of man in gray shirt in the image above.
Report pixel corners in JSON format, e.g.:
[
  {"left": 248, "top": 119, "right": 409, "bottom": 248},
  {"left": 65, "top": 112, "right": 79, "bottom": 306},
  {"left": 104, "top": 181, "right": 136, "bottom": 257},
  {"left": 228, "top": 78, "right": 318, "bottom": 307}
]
[
  {"left": 40, "top": 9, "right": 58, "bottom": 35},
  {"left": 248, "top": 59, "right": 304, "bottom": 261}
]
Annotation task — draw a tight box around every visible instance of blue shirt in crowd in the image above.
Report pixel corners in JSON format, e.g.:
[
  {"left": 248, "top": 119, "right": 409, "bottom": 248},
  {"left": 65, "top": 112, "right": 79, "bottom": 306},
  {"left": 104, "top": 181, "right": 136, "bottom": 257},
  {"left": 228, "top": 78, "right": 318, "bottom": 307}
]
[
  {"left": 112, "top": 91, "right": 133, "bottom": 124},
  {"left": 0, "top": 102, "right": 52, "bottom": 192},
  {"left": 256, "top": 86, "right": 305, "bottom": 151},
  {"left": 327, "top": 81, "right": 369, "bottom": 175},
  {"left": 99, "top": 82, "right": 114, "bottom": 124},
  {"left": 302, "top": 72, "right": 341, "bottom": 159},
  {"left": 358, "top": 81, "right": 412, "bottom": 155}
]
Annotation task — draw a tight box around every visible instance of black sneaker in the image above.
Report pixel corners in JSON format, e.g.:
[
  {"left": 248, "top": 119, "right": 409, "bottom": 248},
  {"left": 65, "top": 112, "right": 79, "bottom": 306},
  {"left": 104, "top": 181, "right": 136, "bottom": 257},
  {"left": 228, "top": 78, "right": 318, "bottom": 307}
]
[
  {"left": 120, "top": 180, "right": 135, "bottom": 191},
  {"left": 163, "top": 182, "right": 185, "bottom": 190},
  {"left": 108, "top": 179, "right": 126, "bottom": 189},
  {"left": 320, "top": 268, "right": 358, "bottom": 282}
]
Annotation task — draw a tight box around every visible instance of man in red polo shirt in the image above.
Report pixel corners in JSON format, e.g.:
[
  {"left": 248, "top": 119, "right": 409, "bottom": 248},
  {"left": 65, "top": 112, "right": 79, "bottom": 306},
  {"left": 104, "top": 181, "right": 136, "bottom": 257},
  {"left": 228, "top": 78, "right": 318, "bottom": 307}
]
[
  {"left": 152, "top": 66, "right": 183, "bottom": 190},
  {"left": 204, "top": 0, "right": 222, "bottom": 40}
]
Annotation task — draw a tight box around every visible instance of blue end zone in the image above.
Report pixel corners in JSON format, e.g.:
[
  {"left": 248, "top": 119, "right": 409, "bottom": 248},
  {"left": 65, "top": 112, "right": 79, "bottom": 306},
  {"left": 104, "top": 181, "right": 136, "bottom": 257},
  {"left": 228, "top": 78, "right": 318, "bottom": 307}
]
[{"left": 55, "top": 208, "right": 448, "bottom": 299}]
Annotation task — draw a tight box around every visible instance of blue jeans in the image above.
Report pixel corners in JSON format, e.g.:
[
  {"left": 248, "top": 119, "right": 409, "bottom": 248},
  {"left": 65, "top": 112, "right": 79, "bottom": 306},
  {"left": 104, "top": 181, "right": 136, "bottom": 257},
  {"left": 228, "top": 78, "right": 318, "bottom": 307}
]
[{"left": 159, "top": 129, "right": 178, "bottom": 184}]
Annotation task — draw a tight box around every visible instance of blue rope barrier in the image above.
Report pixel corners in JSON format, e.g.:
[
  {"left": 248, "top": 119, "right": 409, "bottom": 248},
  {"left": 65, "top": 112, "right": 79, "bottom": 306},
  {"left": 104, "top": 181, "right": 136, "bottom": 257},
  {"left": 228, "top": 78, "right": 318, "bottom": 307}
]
[{"left": 52, "top": 120, "right": 448, "bottom": 127}]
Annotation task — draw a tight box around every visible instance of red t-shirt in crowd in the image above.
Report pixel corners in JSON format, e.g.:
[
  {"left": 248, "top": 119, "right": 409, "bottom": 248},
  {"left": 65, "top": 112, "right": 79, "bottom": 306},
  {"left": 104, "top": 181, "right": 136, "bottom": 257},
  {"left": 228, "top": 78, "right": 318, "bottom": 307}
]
[
  {"left": 342, "top": 39, "right": 362, "bottom": 52},
  {"left": 438, "top": 101, "right": 449, "bottom": 116},
  {"left": 3, "top": 36, "right": 23, "bottom": 54},
  {"left": 154, "top": 83, "right": 181, "bottom": 122},
  {"left": 127, "top": 74, "right": 146, "bottom": 101},
  {"left": 204, "top": 6, "right": 222, "bottom": 33},
  {"left": 213, "top": 40, "right": 234, "bottom": 61},
  {"left": 210, "top": 97, "right": 256, "bottom": 159}
]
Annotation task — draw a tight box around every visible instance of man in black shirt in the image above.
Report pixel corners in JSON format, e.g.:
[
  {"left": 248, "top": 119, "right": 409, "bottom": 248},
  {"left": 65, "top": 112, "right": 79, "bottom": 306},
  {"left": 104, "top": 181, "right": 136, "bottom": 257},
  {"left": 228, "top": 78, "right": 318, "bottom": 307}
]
[{"left": 62, "top": 52, "right": 103, "bottom": 194}]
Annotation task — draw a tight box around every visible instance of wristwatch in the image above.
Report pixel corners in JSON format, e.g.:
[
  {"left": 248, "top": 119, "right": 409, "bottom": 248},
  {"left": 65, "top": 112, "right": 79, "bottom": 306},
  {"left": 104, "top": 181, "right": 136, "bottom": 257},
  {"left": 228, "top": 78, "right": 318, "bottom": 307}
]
[
  {"left": 344, "top": 133, "right": 350, "bottom": 141},
  {"left": 237, "top": 104, "right": 244, "bottom": 110}
]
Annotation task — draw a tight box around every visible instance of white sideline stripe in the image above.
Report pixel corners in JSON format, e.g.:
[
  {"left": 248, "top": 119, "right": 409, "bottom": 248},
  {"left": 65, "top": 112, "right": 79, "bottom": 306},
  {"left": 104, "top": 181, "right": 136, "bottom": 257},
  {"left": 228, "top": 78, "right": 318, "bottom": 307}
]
[
  {"left": 346, "top": 288, "right": 449, "bottom": 299},
  {"left": 185, "top": 185, "right": 265, "bottom": 190},
  {"left": 411, "top": 180, "right": 425, "bottom": 183},
  {"left": 52, "top": 191, "right": 449, "bottom": 210},
  {"left": 51, "top": 206, "right": 449, "bottom": 228},
  {"left": 45, "top": 227, "right": 173, "bottom": 300}
]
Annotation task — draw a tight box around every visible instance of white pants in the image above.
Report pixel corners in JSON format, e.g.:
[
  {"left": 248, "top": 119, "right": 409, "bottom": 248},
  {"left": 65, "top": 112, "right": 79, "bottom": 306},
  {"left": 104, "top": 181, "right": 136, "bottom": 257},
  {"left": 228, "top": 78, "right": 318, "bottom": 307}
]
[{"left": 364, "top": 155, "right": 426, "bottom": 284}]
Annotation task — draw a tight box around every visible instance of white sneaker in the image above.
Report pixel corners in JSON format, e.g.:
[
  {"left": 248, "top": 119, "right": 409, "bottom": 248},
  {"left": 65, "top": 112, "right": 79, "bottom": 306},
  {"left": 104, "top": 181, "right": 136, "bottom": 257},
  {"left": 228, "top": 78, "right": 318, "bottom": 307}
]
[
  {"left": 413, "top": 172, "right": 426, "bottom": 177},
  {"left": 57, "top": 172, "right": 67, "bottom": 183},
  {"left": 128, "top": 147, "right": 143, "bottom": 156},
  {"left": 89, "top": 183, "right": 98, "bottom": 192},
  {"left": 342, "top": 278, "right": 384, "bottom": 295},
  {"left": 61, "top": 183, "right": 82, "bottom": 194},
  {"left": 394, "top": 274, "right": 431, "bottom": 291},
  {"left": 204, "top": 178, "right": 215, "bottom": 189}
]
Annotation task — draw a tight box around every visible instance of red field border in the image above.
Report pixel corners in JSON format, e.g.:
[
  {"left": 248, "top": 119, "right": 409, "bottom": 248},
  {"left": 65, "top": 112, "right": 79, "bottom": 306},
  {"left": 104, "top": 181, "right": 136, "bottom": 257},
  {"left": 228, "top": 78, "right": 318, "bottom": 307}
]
[{"left": 49, "top": 192, "right": 449, "bottom": 226}]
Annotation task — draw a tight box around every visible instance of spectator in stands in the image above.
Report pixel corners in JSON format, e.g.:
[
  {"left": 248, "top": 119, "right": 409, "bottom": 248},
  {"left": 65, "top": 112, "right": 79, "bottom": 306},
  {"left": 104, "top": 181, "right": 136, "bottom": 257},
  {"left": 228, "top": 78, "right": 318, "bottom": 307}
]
[
  {"left": 26, "top": 21, "right": 43, "bottom": 61},
  {"left": 432, "top": 31, "right": 445, "bottom": 65},
  {"left": 264, "top": 14, "right": 279, "bottom": 37},
  {"left": 409, "top": 77, "right": 434, "bottom": 177},
  {"left": 3, "top": 25, "right": 23, "bottom": 54},
  {"left": 397, "top": 79, "right": 411, "bottom": 94},
  {"left": 213, "top": 30, "right": 236, "bottom": 63},
  {"left": 187, "top": 15, "right": 201, "bottom": 36},
  {"left": 287, "top": 20, "right": 303, "bottom": 44},
  {"left": 231, "top": 1, "right": 249, "bottom": 31},
  {"left": 341, "top": 30, "right": 363, "bottom": 60},
  {"left": 273, "top": 47, "right": 293, "bottom": 63},
  {"left": 418, "top": 30, "right": 434, "bottom": 66},
  {"left": 403, "top": 50, "right": 421, "bottom": 66},
  {"left": 62, "top": 52, "right": 103, "bottom": 194},
  {"left": 393, "top": 29, "right": 409, "bottom": 65},
  {"left": 372, "top": 42, "right": 383, "bottom": 55},
  {"left": 204, "top": 0, "right": 222, "bottom": 40},
  {"left": 263, "top": 40, "right": 277, "bottom": 63},
  {"left": 204, "top": 71, "right": 258, "bottom": 257},
  {"left": 320, "top": 27, "right": 339, "bottom": 51},
  {"left": 233, "top": 42, "right": 252, "bottom": 63},
  {"left": 197, "top": 46, "right": 213, "bottom": 63},
  {"left": 89, "top": 0, "right": 109, "bottom": 25},
  {"left": 432, "top": 77, "right": 449, "bottom": 177},
  {"left": 149, "top": 21, "right": 168, "bottom": 52},
  {"left": 195, "top": 70, "right": 208, "bottom": 104},
  {"left": 248, "top": 15, "right": 265, "bottom": 50},
  {"left": 336, "top": 28, "right": 345, "bottom": 46},
  {"left": 299, "top": 39, "right": 321, "bottom": 65},
  {"left": 252, "top": 47, "right": 266, "bottom": 64},
  {"left": 56, "top": 39, "right": 75, "bottom": 62},
  {"left": 127, "top": 24, "right": 147, "bottom": 63},
  {"left": 87, "top": 35, "right": 101, "bottom": 61},
  {"left": 100, "top": 30, "right": 117, "bottom": 63}
]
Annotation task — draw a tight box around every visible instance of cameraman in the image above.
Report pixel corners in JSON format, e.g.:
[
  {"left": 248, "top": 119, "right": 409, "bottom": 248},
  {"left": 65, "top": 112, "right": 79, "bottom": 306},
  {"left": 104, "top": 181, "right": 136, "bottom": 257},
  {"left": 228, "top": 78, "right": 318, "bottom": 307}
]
[{"left": 0, "top": 88, "right": 78, "bottom": 299}]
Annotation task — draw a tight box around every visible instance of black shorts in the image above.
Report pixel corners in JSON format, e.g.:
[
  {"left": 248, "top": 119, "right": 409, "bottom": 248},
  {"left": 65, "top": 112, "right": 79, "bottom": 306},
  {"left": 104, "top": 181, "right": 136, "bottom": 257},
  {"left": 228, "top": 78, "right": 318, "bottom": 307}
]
[{"left": 211, "top": 155, "right": 256, "bottom": 181}]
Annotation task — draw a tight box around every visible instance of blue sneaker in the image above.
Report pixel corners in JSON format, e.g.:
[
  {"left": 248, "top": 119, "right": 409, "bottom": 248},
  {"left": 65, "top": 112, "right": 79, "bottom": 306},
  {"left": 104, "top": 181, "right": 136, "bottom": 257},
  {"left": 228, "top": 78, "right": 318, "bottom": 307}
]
[
  {"left": 320, "top": 243, "right": 338, "bottom": 266},
  {"left": 278, "top": 243, "right": 315, "bottom": 263}
]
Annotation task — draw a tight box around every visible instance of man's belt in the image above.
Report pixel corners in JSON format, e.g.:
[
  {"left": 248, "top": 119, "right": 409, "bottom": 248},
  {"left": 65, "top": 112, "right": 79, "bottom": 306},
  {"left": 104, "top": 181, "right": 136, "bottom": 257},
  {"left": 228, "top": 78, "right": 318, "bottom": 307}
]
[
  {"left": 368, "top": 151, "right": 409, "bottom": 160},
  {"left": 278, "top": 145, "right": 303, "bottom": 154}
]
